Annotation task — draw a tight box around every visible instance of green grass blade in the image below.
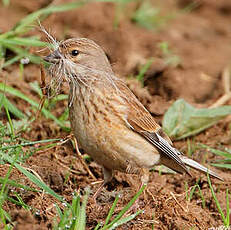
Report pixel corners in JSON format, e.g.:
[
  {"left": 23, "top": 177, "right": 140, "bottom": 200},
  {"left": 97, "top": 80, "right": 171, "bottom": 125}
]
[
  {"left": 211, "top": 163, "right": 231, "bottom": 170},
  {"left": 94, "top": 222, "right": 103, "bottom": 230},
  {"left": 199, "top": 144, "right": 231, "bottom": 159},
  {"left": 101, "top": 184, "right": 146, "bottom": 230},
  {"left": 2, "top": 54, "right": 24, "bottom": 68},
  {"left": 225, "top": 189, "right": 230, "bottom": 225},
  {"left": 207, "top": 174, "right": 227, "bottom": 225},
  {"left": 4, "top": 103, "right": 14, "bottom": 137},
  {"left": 2, "top": 0, "right": 10, "bottom": 6},
  {"left": 195, "top": 185, "right": 205, "bottom": 209},
  {"left": 54, "top": 203, "right": 63, "bottom": 218},
  {"left": 214, "top": 158, "right": 231, "bottom": 163},
  {"left": 136, "top": 58, "right": 154, "bottom": 85},
  {"left": 1, "top": 93, "right": 25, "bottom": 119},
  {"left": 12, "top": 1, "right": 86, "bottom": 36},
  {"left": 1, "top": 209, "right": 11, "bottom": 223},
  {"left": 104, "top": 195, "right": 120, "bottom": 226},
  {"left": 189, "top": 185, "right": 197, "bottom": 201},
  {"left": 0, "top": 153, "right": 16, "bottom": 227},
  {"left": 29, "top": 82, "right": 43, "bottom": 97},
  {"left": 9, "top": 193, "right": 31, "bottom": 210},
  {"left": 3, "top": 44, "right": 42, "bottom": 65},
  {"left": 0, "top": 138, "right": 60, "bottom": 151},
  {"left": 76, "top": 187, "right": 90, "bottom": 230},
  {"left": 0, "top": 208, "right": 11, "bottom": 229},
  {"left": 0, "top": 83, "right": 69, "bottom": 130},
  {"left": 0, "top": 152, "right": 63, "bottom": 202},
  {"left": 108, "top": 210, "right": 142, "bottom": 230},
  {"left": 72, "top": 194, "right": 80, "bottom": 223},
  {"left": 15, "top": 163, "right": 63, "bottom": 201},
  {"left": 0, "top": 177, "right": 38, "bottom": 192},
  {"left": 0, "top": 37, "right": 48, "bottom": 47},
  {"left": 0, "top": 157, "right": 15, "bottom": 201}
]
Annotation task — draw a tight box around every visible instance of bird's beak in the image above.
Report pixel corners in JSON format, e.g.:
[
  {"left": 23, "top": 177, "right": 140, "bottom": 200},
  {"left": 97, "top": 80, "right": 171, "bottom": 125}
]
[{"left": 43, "top": 49, "right": 62, "bottom": 64}]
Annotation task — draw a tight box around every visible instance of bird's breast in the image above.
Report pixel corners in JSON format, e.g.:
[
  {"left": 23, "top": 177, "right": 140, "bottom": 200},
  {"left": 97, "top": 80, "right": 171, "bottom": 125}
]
[
  {"left": 69, "top": 84, "right": 160, "bottom": 171},
  {"left": 69, "top": 84, "right": 127, "bottom": 164}
]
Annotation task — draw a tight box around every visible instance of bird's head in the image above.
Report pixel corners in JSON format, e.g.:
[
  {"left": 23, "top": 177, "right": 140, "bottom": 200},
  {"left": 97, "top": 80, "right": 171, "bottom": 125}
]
[{"left": 44, "top": 38, "right": 112, "bottom": 74}]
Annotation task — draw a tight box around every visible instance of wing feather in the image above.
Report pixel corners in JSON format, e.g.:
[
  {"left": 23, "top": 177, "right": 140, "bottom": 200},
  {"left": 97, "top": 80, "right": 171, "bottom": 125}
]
[
  {"left": 116, "top": 80, "right": 190, "bottom": 174},
  {"left": 115, "top": 80, "right": 222, "bottom": 180}
]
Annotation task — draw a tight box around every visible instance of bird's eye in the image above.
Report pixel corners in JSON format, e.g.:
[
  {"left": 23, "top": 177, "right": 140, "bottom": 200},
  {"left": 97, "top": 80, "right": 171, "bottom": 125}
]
[{"left": 71, "top": 50, "right": 79, "bottom": 56}]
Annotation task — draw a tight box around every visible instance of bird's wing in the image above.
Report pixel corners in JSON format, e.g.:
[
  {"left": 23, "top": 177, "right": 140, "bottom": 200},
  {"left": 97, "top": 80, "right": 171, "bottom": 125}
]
[
  {"left": 116, "top": 81, "right": 190, "bottom": 174},
  {"left": 117, "top": 81, "right": 222, "bottom": 180}
]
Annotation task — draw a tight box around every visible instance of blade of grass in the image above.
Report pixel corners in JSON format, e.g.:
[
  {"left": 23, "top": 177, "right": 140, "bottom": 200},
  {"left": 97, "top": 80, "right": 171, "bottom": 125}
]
[
  {"left": 0, "top": 1, "right": 87, "bottom": 38},
  {"left": 1, "top": 93, "right": 26, "bottom": 119},
  {"left": 136, "top": 58, "right": 154, "bottom": 85},
  {"left": 104, "top": 195, "right": 120, "bottom": 226},
  {"left": 199, "top": 144, "right": 231, "bottom": 170},
  {"left": 2, "top": 0, "right": 10, "bottom": 6},
  {"left": 55, "top": 203, "right": 63, "bottom": 218},
  {"left": 225, "top": 189, "right": 230, "bottom": 225},
  {"left": 0, "top": 206, "right": 11, "bottom": 230},
  {"left": 0, "top": 37, "right": 49, "bottom": 47},
  {"left": 72, "top": 194, "right": 80, "bottom": 223},
  {"left": 0, "top": 177, "right": 38, "bottom": 192},
  {"left": 94, "top": 222, "right": 102, "bottom": 230},
  {"left": 2, "top": 54, "right": 24, "bottom": 68},
  {"left": 101, "top": 184, "right": 146, "bottom": 230},
  {"left": 189, "top": 184, "right": 197, "bottom": 201},
  {"left": 10, "top": 192, "right": 31, "bottom": 210},
  {"left": 211, "top": 163, "right": 231, "bottom": 170},
  {"left": 108, "top": 210, "right": 142, "bottom": 230},
  {"left": 185, "top": 181, "right": 189, "bottom": 201},
  {"left": 199, "top": 144, "right": 231, "bottom": 159},
  {"left": 0, "top": 152, "right": 63, "bottom": 202},
  {"left": 0, "top": 83, "right": 69, "bottom": 130},
  {"left": 207, "top": 174, "right": 228, "bottom": 226},
  {"left": 76, "top": 187, "right": 90, "bottom": 230},
  {"left": 195, "top": 185, "right": 205, "bottom": 209},
  {"left": 0, "top": 138, "right": 60, "bottom": 151},
  {"left": 1, "top": 209, "right": 11, "bottom": 224},
  {"left": 0, "top": 152, "right": 16, "bottom": 226},
  {"left": 3, "top": 43, "right": 42, "bottom": 65},
  {"left": 4, "top": 103, "right": 14, "bottom": 137}
]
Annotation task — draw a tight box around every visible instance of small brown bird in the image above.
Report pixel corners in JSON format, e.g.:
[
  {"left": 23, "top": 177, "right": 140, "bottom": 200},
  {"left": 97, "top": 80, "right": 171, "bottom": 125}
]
[{"left": 44, "top": 38, "right": 222, "bottom": 195}]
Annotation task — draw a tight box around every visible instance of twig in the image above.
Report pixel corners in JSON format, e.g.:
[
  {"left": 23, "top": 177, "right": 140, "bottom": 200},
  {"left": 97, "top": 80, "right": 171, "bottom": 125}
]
[
  {"left": 223, "top": 67, "right": 230, "bottom": 94},
  {"left": 209, "top": 67, "right": 231, "bottom": 108},
  {"left": 209, "top": 93, "right": 231, "bottom": 108},
  {"left": 145, "top": 187, "right": 156, "bottom": 203},
  {"left": 170, "top": 192, "right": 188, "bottom": 212},
  {"left": 53, "top": 153, "right": 83, "bottom": 175},
  {"left": 24, "top": 167, "right": 45, "bottom": 184},
  {"left": 73, "top": 137, "right": 97, "bottom": 180}
]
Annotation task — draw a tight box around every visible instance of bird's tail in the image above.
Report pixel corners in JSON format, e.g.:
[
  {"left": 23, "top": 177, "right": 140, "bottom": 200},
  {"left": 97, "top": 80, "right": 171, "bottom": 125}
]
[{"left": 180, "top": 156, "right": 223, "bottom": 181}]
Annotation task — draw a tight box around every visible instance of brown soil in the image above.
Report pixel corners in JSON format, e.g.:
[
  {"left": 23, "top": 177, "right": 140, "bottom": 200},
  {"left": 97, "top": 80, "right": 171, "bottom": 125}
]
[{"left": 1, "top": 0, "right": 231, "bottom": 229}]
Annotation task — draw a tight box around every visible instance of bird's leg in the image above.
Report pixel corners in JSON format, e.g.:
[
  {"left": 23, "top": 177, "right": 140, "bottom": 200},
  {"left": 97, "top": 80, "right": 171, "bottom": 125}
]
[
  {"left": 138, "top": 168, "right": 149, "bottom": 200},
  {"left": 140, "top": 168, "right": 156, "bottom": 202},
  {"left": 141, "top": 168, "right": 149, "bottom": 185},
  {"left": 92, "top": 167, "right": 113, "bottom": 202}
]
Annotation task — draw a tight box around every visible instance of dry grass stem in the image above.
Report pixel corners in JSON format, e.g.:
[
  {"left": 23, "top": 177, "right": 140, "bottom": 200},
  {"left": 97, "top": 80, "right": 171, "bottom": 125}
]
[{"left": 209, "top": 67, "right": 231, "bottom": 108}]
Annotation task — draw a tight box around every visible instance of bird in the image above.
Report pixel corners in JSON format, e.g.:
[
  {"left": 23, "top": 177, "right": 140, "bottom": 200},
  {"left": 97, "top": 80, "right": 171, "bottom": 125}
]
[{"left": 43, "top": 37, "right": 222, "bottom": 197}]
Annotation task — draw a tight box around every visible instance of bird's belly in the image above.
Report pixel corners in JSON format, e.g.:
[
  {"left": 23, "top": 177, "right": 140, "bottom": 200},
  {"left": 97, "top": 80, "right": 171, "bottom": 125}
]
[{"left": 69, "top": 103, "right": 160, "bottom": 172}]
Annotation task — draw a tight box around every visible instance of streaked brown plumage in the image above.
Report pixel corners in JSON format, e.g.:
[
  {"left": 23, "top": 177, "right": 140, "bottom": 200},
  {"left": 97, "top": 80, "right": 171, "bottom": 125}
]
[{"left": 44, "top": 38, "right": 222, "bottom": 195}]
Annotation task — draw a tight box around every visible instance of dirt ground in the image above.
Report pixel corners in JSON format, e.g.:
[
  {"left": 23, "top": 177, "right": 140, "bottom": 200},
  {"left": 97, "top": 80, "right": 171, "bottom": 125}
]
[{"left": 1, "top": 0, "right": 231, "bottom": 229}]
